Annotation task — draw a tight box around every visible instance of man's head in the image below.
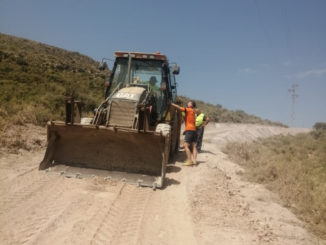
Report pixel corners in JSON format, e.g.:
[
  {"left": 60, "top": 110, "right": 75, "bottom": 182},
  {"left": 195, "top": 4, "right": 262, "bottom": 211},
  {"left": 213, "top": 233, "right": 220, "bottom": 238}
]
[
  {"left": 196, "top": 108, "right": 201, "bottom": 114},
  {"left": 149, "top": 76, "right": 157, "bottom": 85},
  {"left": 187, "top": 101, "right": 196, "bottom": 108}
]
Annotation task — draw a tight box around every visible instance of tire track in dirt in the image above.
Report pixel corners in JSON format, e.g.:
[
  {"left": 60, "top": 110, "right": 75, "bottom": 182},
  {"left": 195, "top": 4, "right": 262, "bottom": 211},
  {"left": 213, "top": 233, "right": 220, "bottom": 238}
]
[
  {"left": 0, "top": 165, "right": 37, "bottom": 182},
  {"left": 135, "top": 191, "right": 181, "bottom": 245},
  {"left": 0, "top": 176, "right": 72, "bottom": 244},
  {"left": 18, "top": 200, "right": 72, "bottom": 245},
  {"left": 64, "top": 181, "right": 127, "bottom": 245},
  {"left": 90, "top": 184, "right": 152, "bottom": 245},
  {"left": 0, "top": 150, "right": 42, "bottom": 182},
  {"left": 0, "top": 171, "right": 63, "bottom": 215},
  {"left": 26, "top": 190, "right": 99, "bottom": 245},
  {"left": 4, "top": 177, "right": 124, "bottom": 245}
]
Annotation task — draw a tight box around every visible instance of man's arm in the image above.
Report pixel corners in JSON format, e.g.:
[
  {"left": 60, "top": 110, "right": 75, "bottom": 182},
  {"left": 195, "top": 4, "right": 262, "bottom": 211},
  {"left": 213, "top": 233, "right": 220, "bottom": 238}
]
[
  {"left": 204, "top": 116, "right": 210, "bottom": 126},
  {"left": 170, "top": 102, "right": 184, "bottom": 111},
  {"left": 201, "top": 116, "right": 210, "bottom": 128}
]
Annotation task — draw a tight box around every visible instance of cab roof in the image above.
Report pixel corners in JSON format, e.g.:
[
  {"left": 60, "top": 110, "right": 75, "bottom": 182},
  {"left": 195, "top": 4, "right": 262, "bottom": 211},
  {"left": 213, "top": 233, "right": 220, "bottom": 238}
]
[{"left": 114, "top": 51, "right": 167, "bottom": 61}]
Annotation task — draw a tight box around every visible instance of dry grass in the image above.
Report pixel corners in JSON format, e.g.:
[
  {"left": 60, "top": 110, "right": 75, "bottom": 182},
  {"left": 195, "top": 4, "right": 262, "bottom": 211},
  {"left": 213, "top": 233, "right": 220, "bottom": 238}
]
[
  {"left": 0, "top": 124, "right": 46, "bottom": 155},
  {"left": 223, "top": 129, "right": 326, "bottom": 239}
]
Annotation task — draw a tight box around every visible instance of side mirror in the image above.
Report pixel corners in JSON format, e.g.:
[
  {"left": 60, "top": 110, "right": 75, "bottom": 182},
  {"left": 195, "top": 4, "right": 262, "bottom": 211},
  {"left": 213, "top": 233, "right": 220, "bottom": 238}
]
[
  {"left": 99, "top": 61, "right": 108, "bottom": 71},
  {"left": 172, "top": 65, "right": 180, "bottom": 75}
]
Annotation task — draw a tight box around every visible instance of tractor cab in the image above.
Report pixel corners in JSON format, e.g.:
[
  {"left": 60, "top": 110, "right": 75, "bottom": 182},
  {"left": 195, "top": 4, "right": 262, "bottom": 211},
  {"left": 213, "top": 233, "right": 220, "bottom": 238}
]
[{"left": 104, "top": 52, "right": 179, "bottom": 124}]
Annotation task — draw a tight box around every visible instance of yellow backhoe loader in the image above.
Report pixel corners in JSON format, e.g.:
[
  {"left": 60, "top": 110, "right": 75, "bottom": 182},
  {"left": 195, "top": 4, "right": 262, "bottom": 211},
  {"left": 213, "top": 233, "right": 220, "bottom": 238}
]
[{"left": 39, "top": 51, "right": 182, "bottom": 188}]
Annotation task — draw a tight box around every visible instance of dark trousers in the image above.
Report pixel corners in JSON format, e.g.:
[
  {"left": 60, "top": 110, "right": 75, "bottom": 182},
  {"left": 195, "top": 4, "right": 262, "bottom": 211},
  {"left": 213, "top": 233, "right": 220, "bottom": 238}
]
[{"left": 196, "top": 127, "right": 204, "bottom": 151}]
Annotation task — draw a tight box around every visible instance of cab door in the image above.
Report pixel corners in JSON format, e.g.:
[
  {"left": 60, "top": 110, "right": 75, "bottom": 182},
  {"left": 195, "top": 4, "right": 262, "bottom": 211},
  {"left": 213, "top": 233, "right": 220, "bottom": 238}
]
[{"left": 169, "top": 69, "right": 177, "bottom": 102}]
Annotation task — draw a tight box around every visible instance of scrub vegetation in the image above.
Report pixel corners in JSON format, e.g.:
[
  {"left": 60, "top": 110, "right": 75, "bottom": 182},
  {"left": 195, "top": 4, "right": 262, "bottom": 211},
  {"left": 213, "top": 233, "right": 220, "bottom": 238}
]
[
  {"left": 0, "top": 33, "right": 109, "bottom": 131},
  {"left": 223, "top": 124, "right": 326, "bottom": 238}
]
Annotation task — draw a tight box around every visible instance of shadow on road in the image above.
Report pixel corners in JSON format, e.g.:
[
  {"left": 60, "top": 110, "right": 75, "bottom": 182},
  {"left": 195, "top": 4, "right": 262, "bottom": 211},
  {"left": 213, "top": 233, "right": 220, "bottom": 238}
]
[
  {"left": 198, "top": 150, "right": 216, "bottom": 155},
  {"left": 172, "top": 150, "right": 187, "bottom": 163},
  {"left": 193, "top": 160, "right": 206, "bottom": 166},
  {"left": 166, "top": 165, "right": 181, "bottom": 173},
  {"left": 163, "top": 177, "right": 181, "bottom": 188}
]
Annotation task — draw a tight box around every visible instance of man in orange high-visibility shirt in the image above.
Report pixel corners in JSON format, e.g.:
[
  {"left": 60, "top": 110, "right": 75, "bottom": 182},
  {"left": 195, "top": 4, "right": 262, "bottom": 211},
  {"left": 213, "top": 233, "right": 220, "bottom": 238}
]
[{"left": 171, "top": 101, "right": 197, "bottom": 166}]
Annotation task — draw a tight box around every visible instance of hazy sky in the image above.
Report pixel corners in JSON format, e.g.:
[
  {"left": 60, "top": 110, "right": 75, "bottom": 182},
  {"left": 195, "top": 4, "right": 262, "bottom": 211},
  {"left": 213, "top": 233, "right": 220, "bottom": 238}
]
[{"left": 1, "top": 0, "right": 325, "bottom": 127}]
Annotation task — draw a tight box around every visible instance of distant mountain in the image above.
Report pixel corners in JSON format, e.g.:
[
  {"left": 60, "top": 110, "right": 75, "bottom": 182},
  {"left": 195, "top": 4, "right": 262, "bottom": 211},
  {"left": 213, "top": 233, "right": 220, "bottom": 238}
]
[{"left": 0, "top": 33, "right": 285, "bottom": 131}]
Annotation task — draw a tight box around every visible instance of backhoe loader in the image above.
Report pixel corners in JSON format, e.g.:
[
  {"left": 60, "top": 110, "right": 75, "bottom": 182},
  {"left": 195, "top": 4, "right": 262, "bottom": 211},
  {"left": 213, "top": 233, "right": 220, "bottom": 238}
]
[{"left": 39, "top": 51, "right": 181, "bottom": 188}]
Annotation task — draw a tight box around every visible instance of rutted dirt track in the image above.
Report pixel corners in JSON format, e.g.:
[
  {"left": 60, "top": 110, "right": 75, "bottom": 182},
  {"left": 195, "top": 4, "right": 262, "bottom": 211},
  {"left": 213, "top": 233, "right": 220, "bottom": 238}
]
[{"left": 0, "top": 123, "right": 325, "bottom": 245}]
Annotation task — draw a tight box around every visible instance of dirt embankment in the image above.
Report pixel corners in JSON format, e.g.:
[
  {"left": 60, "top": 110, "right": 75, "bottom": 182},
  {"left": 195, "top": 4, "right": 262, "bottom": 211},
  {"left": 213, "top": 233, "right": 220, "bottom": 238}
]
[{"left": 0, "top": 123, "right": 324, "bottom": 245}]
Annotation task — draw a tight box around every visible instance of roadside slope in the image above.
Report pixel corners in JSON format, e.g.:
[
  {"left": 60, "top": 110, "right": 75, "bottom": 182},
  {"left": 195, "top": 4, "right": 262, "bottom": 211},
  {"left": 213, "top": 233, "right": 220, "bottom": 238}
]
[{"left": 186, "top": 123, "right": 324, "bottom": 244}]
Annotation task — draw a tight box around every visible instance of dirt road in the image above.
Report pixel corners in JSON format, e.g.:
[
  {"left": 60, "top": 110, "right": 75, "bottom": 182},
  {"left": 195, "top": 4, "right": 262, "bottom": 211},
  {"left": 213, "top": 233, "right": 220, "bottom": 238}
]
[{"left": 0, "top": 123, "right": 324, "bottom": 245}]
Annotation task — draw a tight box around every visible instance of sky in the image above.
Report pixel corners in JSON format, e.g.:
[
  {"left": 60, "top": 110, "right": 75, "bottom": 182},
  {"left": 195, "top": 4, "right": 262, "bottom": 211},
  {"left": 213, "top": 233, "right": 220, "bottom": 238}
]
[{"left": 0, "top": 0, "right": 325, "bottom": 128}]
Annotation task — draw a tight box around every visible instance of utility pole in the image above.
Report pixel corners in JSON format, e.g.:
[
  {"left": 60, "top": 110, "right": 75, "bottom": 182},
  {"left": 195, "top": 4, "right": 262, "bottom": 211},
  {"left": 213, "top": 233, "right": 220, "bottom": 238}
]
[{"left": 288, "top": 84, "right": 299, "bottom": 126}]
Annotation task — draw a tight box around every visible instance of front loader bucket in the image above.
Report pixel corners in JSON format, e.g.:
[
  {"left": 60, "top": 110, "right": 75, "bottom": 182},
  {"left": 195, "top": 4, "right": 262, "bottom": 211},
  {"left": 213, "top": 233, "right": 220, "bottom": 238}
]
[{"left": 40, "top": 121, "right": 170, "bottom": 188}]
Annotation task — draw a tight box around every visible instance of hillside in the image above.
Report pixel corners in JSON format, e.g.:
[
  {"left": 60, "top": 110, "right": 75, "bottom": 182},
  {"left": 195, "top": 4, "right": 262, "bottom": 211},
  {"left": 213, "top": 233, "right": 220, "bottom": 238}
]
[
  {"left": 0, "top": 33, "right": 109, "bottom": 130},
  {"left": 178, "top": 96, "right": 286, "bottom": 127},
  {"left": 0, "top": 33, "right": 285, "bottom": 133}
]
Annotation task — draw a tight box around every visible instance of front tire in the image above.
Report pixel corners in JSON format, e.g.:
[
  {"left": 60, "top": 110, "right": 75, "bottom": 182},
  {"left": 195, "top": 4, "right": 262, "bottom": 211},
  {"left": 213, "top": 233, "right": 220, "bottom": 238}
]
[{"left": 155, "top": 123, "right": 171, "bottom": 174}]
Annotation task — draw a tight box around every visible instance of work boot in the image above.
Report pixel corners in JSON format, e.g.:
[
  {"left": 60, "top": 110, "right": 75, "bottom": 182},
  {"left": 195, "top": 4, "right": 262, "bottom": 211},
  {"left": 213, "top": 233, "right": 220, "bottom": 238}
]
[{"left": 183, "top": 161, "right": 193, "bottom": 166}]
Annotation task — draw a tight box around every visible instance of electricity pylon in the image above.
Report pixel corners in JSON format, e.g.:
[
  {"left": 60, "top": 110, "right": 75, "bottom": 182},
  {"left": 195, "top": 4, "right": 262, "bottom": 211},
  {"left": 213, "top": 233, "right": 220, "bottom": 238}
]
[{"left": 288, "top": 84, "right": 299, "bottom": 126}]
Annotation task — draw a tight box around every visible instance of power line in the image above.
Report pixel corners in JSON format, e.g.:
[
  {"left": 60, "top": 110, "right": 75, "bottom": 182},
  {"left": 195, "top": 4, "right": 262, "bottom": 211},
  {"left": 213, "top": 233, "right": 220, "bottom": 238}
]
[{"left": 288, "top": 84, "right": 299, "bottom": 126}]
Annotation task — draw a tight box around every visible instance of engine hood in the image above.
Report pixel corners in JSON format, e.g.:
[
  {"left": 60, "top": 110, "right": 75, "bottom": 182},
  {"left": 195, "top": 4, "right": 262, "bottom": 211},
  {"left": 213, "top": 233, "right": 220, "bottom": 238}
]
[{"left": 112, "top": 86, "right": 146, "bottom": 102}]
